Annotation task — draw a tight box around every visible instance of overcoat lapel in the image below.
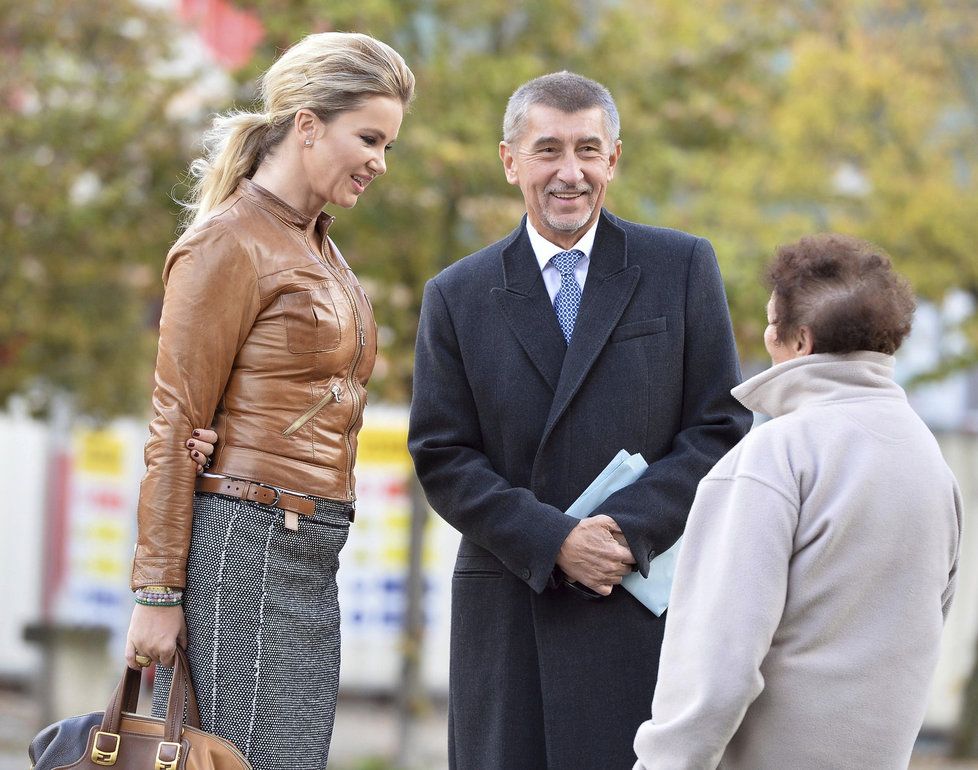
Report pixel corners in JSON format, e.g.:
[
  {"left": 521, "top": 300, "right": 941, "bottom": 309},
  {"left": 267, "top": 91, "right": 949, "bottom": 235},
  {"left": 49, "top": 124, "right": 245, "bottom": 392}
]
[
  {"left": 539, "top": 214, "right": 639, "bottom": 450},
  {"left": 491, "top": 225, "right": 566, "bottom": 392}
]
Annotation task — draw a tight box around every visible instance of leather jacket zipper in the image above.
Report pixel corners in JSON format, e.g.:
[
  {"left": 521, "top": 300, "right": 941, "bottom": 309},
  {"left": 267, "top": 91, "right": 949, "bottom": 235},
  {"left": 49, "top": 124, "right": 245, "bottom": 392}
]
[
  {"left": 283, "top": 383, "right": 342, "bottom": 437},
  {"left": 341, "top": 282, "right": 365, "bottom": 502},
  {"left": 318, "top": 231, "right": 367, "bottom": 503}
]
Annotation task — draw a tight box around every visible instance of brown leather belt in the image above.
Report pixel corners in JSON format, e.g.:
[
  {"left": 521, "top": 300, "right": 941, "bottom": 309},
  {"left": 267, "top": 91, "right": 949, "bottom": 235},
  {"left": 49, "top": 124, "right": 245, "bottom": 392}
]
[{"left": 196, "top": 474, "right": 316, "bottom": 530}]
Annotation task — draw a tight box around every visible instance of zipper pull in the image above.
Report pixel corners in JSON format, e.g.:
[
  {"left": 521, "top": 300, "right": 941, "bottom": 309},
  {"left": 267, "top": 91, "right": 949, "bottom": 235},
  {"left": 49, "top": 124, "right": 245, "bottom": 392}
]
[
  {"left": 359, "top": 326, "right": 366, "bottom": 347},
  {"left": 282, "top": 383, "right": 342, "bottom": 436}
]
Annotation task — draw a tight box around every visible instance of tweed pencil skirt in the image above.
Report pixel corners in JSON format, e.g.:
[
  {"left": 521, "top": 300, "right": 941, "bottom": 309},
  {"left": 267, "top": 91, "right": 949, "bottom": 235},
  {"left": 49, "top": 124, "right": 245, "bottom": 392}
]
[{"left": 153, "top": 491, "right": 351, "bottom": 770}]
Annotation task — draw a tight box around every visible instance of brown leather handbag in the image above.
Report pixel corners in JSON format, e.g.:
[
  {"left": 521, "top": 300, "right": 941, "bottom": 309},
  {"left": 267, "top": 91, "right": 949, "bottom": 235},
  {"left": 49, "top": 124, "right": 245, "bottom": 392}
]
[{"left": 28, "top": 647, "right": 252, "bottom": 769}]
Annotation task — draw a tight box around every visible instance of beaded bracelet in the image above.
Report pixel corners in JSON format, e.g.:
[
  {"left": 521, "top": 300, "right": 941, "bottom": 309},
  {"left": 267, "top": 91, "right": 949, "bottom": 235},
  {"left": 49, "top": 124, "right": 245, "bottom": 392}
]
[
  {"left": 134, "top": 592, "right": 182, "bottom": 606},
  {"left": 136, "top": 585, "right": 183, "bottom": 600},
  {"left": 134, "top": 585, "right": 183, "bottom": 607}
]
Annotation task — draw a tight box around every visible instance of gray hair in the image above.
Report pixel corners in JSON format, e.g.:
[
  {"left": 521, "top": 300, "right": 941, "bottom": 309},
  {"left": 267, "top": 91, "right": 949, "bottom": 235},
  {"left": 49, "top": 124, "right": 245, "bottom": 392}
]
[{"left": 502, "top": 71, "right": 620, "bottom": 145}]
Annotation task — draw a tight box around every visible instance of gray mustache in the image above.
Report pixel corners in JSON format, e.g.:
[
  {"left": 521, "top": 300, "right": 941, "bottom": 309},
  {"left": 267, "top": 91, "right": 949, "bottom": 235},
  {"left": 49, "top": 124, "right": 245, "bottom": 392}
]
[{"left": 546, "top": 186, "right": 593, "bottom": 195}]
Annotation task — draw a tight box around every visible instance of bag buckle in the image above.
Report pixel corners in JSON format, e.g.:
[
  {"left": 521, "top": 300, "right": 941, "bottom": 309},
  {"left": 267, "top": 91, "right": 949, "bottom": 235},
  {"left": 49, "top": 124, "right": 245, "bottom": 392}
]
[
  {"left": 155, "top": 741, "right": 181, "bottom": 770},
  {"left": 91, "top": 731, "right": 120, "bottom": 765}
]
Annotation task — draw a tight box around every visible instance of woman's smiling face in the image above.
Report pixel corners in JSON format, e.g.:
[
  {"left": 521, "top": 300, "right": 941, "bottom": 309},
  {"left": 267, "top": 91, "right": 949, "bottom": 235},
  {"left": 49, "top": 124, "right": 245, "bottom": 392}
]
[{"left": 301, "top": 95, "right": 404, "bottom": 210}]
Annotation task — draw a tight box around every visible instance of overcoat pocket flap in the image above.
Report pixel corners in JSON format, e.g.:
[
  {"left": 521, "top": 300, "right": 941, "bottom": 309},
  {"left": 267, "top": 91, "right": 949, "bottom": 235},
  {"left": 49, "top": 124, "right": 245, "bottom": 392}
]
[
  {"left": 610, "top": 315, "right": 668, "bottom": 342},
  {"left": 453, "top": 555, "right": 506, "bottom": 577}
]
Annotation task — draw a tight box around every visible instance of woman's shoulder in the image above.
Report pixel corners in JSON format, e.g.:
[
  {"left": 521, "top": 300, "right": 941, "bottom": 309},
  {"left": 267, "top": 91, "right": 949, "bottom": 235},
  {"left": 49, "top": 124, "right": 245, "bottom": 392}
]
[
  {"left": 705, "top": 414, "right": 809, "bottom": 494},
  {"left": 170, "top": 211, "right": 232, "bottom": 250},
  {"left": 163, "top": 213, "right": 255, "bottom": 284}
]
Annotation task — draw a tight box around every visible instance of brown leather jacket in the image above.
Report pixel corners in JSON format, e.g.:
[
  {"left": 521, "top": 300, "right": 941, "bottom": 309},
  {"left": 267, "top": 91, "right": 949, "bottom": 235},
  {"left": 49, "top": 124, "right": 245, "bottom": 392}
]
[{"left": 131, "top": 179, "right": 376, "bottom": 589}]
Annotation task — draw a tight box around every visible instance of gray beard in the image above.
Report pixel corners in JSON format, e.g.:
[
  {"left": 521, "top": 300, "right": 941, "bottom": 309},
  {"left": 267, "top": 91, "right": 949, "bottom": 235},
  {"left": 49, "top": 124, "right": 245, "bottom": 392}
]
[{"left": 542, "top": 207, "right": 594, "bottom": 233}]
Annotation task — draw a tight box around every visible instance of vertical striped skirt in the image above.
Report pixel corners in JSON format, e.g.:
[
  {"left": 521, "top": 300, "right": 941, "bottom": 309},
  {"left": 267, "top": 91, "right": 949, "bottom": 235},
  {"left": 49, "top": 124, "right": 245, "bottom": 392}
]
[{"left": 153, "top": 491, "right": 351, "bottom": 770}]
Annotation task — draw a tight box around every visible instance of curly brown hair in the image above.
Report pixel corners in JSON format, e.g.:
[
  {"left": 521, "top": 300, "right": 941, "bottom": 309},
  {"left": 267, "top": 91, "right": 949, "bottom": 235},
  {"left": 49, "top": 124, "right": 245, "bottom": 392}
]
[{"left": 767, "top": 234, "right": 916, "bottom": 355}]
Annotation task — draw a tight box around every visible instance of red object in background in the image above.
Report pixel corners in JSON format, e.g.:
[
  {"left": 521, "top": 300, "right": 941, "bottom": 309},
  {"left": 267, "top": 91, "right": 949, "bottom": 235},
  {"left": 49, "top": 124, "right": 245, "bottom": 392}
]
[
  {"left": 41, "top": 451, "right": 71, "bottom": 620},
  {"left": 179, "top": 0, "right": 264, "bottom": 70}
]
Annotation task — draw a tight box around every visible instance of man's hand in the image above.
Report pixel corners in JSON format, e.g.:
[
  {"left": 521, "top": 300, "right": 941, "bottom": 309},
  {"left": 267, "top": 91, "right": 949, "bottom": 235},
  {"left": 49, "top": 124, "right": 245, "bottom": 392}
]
[
  {"left": 556, "top": 514, "right": 636, "bottom": 596},
  {"left": 186, "top": 428, "right": 218, "bottom": 474}
]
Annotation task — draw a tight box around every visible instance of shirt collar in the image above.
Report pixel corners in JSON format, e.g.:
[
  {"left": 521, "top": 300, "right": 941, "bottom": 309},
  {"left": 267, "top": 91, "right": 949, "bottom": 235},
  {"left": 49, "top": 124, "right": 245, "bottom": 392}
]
[{"left": 526, "top": 218, "right": 599, "bottom": 273}]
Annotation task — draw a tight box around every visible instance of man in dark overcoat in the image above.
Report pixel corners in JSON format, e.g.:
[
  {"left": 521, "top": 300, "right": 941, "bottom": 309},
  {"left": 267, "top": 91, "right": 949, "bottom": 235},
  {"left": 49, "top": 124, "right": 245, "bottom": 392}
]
[{"left": 408, "top": 71, "right": 752, "bottom": 770}]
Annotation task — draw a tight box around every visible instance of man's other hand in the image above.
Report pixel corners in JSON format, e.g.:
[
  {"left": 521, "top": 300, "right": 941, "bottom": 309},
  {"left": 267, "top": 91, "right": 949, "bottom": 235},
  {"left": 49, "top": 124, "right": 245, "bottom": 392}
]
[{"left": 556, "top": 514, "right": 636, "bottom": 595}]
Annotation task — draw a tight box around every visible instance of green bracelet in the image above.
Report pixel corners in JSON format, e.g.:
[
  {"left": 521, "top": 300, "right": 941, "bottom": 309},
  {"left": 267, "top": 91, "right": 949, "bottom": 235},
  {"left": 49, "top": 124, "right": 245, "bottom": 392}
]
[
  {"left": 134, "top": 595, "right": 183, "bottom": 607},
  {"left": 133, "top": 597, "right": 183, "bottom": 607}
]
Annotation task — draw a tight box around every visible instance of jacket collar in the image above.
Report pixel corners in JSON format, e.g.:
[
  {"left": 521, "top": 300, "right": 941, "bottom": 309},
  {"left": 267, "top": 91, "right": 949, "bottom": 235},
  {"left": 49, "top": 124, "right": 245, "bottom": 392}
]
[
  {"left": 492, "top": 210, "right": 640, "bottom": 456},
  {"left": 500, "top": 210, "right": 628, "bottom": 294},
  {"left": 540, "top": 211, "right": 638, "bottom": 446},
  {"left": 732, "top": 351, "right": 902, "bottom": 418},
  {"left": 237, "top": 178, "right": 335, "bottom": 235}
]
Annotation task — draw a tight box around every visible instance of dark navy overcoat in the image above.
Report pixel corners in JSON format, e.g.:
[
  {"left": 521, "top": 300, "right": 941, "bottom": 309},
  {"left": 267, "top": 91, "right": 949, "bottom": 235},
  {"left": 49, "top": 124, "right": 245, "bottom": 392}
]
[{"left": 409, "top": 210, "right": 752, "bottom": 770}]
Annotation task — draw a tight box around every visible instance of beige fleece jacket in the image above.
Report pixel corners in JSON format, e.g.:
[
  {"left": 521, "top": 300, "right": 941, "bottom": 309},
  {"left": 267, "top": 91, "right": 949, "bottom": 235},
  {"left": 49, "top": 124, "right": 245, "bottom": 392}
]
[{"left": 634, "top": 352, "right": 961, "bottom": 770}]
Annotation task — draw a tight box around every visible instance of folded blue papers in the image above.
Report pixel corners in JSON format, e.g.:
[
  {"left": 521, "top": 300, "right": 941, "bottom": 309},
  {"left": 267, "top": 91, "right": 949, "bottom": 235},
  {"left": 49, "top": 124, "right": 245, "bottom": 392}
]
[{"left": 563, "top": 450, "right": 681, "bottom": 616}]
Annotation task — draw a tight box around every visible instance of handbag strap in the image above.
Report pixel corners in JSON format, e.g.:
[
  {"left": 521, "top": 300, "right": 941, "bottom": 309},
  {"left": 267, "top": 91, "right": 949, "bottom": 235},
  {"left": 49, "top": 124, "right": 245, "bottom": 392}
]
[
  {"left": 180, "top": 648, "right": 203, "bottom": 729},
  {"left": 164, "top": 646, "right": 202, "bottom": 737},
  {"left": 122, "top": 672, "right": 140, "bottom": 714},
  {"left": 99, "top": 646, "right": 202, "bottom": 740},
  {"left": 99, "top": 664, "right": 142, "bottom": 734}
]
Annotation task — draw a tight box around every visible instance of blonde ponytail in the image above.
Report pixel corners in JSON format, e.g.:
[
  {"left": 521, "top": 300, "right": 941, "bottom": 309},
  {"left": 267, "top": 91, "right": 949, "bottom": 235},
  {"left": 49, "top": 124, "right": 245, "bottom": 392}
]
[
  {"left": 185, "top": 112, "right": 270, "bottom": 226},
  {"left": 180, "top": 32, "right": 415, "bottom": 229}
]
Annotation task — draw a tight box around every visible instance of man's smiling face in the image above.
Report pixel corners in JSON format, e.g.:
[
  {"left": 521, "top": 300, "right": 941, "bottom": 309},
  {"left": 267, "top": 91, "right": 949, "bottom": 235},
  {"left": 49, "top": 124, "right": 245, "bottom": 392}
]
[{"left": 499, "top": 104, "right": 621, "bottom": 249}]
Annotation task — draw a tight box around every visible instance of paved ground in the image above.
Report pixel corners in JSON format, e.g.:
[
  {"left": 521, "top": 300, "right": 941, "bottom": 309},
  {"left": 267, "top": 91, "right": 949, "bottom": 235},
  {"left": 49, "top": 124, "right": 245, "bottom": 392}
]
[{"left": 5, "top": 684, "right": 978, "bottom": 770}]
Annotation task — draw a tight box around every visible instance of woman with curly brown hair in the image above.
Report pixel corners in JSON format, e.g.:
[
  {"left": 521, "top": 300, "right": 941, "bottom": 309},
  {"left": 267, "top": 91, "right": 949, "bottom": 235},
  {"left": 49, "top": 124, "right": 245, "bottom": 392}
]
[{"left": 634, "top": 234, "right": 962, "bottom": 770}]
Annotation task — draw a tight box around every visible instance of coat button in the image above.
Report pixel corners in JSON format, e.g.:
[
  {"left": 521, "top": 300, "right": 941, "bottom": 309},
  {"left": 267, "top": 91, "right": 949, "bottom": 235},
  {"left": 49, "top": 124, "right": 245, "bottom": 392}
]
[{"left": 520, "top": 568, "right": 531, "bottom": 580}]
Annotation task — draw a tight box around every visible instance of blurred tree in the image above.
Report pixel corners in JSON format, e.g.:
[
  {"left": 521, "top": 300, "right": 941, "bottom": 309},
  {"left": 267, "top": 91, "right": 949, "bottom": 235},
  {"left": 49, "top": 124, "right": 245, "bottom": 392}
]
[
  {"left": 591, "top": 0, "right": 978, "bottom": 364},
  {"left": 3, "top": 0, "right": 976, "bottom": 406},
  {"left": 0, "top": 0, "right": 198, "bottom": 417},
  {"left": 233, "top": 0, "right": 977, "bottom": 400},
  {"left": 732, "top": 0, "right": 978, "bottom": 371}
]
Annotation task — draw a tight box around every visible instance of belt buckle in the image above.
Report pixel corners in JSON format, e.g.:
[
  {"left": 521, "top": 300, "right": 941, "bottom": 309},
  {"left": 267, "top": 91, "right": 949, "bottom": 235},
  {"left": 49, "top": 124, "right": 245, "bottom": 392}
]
[{"left": 253, "top": 480, "right": 282, "bottom": 507}]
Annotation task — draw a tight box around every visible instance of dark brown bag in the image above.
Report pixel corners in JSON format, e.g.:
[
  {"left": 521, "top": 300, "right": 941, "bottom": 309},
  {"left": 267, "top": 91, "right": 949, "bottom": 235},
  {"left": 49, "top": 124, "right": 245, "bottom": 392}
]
[{"left": 28, "top": 646, "right": 252, "bottom": 769}]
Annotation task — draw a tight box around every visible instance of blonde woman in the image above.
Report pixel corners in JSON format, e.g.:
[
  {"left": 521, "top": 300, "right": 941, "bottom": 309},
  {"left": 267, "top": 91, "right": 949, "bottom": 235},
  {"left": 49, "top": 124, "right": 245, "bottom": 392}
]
[{"left": 124, "top": 32, "right": 414, "bottom": 769}]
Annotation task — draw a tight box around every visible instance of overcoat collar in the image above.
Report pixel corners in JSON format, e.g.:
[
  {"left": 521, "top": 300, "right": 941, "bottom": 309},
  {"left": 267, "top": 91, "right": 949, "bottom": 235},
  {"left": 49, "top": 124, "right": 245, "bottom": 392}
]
[
  {"left": 491, "top": 217, "right": 567, "bottom": 391},
  {"left": 492, "top": 210, "right": 640, "bottom": 445}
]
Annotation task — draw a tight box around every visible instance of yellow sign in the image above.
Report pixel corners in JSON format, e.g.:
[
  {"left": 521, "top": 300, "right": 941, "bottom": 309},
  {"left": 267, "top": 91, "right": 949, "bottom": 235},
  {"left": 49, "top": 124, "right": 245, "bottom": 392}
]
[
  {"left": 357, "top": 425, "right": 411, "bottom": 468},
  {"left": 75, "top": 430, "right": 125, "bottom": 476}
]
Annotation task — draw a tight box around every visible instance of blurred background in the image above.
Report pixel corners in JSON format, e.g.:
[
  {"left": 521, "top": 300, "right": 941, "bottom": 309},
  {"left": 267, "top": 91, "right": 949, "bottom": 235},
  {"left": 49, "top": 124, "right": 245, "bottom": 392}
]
[{"left": 2, "top": 0, "right": 978, "bottom": 768}]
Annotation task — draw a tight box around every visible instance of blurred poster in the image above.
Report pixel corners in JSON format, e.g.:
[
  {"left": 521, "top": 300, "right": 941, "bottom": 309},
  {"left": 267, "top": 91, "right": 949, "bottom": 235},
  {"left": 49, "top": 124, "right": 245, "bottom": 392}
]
[
  {"left": 338, "top": 405, "right": 458, "bottom": 693},
  {"left": 52, "top": 424, "right": 142, "bottom": 641},
  {"left": 35, "top": 409, "right": 459, "bottom": 693}
]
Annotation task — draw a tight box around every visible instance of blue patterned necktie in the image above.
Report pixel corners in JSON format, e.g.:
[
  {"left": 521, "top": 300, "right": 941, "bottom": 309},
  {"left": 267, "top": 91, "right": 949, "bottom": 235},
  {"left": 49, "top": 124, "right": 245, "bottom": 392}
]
[{"left": 551, "top": 249, "right": 584, "bottom": 344}]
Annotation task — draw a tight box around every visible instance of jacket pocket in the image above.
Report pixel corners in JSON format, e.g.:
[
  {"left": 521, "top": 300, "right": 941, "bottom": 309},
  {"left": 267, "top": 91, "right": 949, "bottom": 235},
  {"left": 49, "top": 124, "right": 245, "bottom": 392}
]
[
  {"left": 453, "top": 555, "right": 505, "bottom": 579},
  {"left": 610, "top": 315, "right": 668, "bottom": 342},
  {"left": 283, "top": 380, "right": 343, "bottom": 437},
  {"left": 281, "top": 282, "right": 343, "bottom": 354}
]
